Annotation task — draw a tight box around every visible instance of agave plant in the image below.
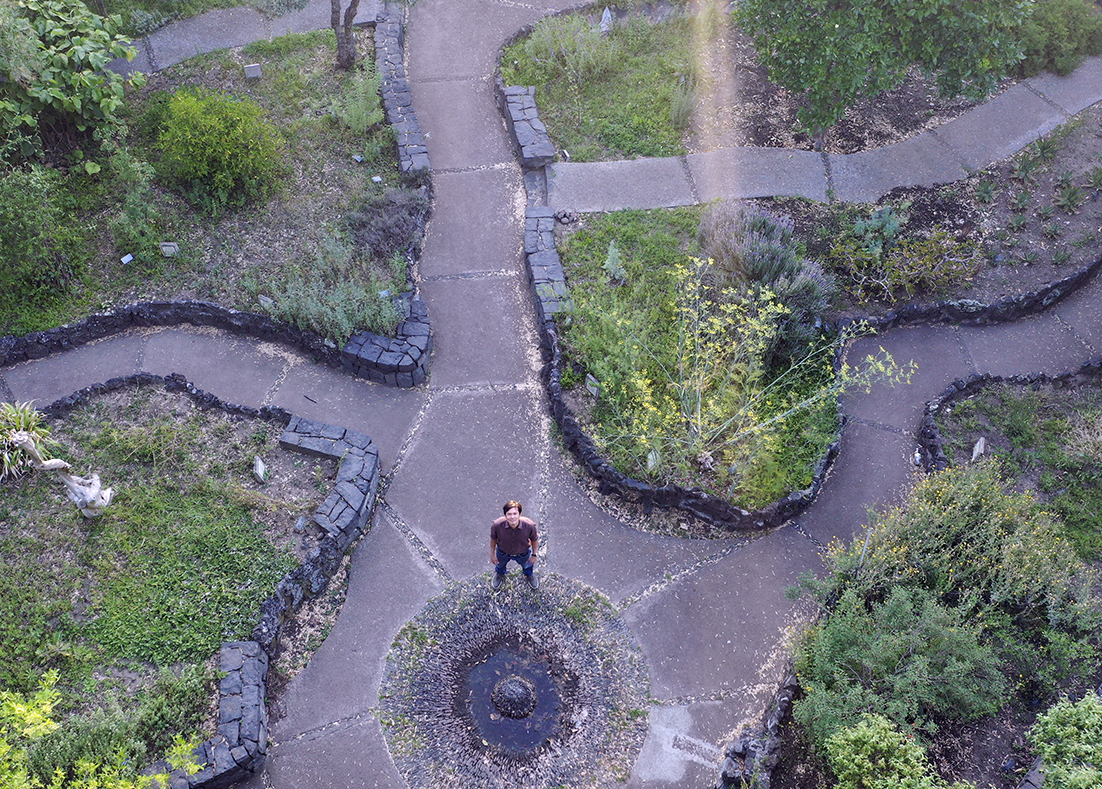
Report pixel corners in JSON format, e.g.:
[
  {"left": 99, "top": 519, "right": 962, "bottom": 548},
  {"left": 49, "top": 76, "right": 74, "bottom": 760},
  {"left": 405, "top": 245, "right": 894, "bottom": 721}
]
[{"left": 0, "top": 401, "right": 53, "bottom": 482}]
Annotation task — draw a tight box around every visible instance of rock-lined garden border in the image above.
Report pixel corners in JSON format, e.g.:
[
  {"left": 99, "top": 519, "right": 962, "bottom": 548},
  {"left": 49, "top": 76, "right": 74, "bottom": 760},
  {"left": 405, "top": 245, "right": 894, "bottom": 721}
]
[
  {"left": 43, "top": 373, "right": 381, "bottom": 789},
  {"left": 1, "top": 7, "right": 432, "bottom": 389},
  {"left": 916, "top": 357, "right": 1102, "bottom": 472}
]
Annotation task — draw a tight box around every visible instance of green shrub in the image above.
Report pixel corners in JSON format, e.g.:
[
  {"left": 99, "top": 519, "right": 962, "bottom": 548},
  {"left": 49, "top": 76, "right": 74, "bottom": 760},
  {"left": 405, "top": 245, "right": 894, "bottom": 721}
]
[
  {"left": 337, "top": 60, "right": 384, "bottom": 135},
  {"left": 1029, "top": 692, "right": 1102, "bottom": 789},
  {"left": 0, "top": 164, "right": 90, "bottom": 334},
  {"left": 1017, "top": 0, "right": 1102, "bottom": 77},
  {"left": 157, "top": 88, "right": 284, "bottom": 213},
  {"left": 25, "top": 701, "right": 145, "bottom": 785},
  {"left": 0, "top": 0, "right": 144, "bottom": 159},
  {"left": 260, "top": 231, "right": 404, "bottom": 343},
  {"left": 827, "top": 714, "right": 975, "bottom": 789},
  {"left": 697, "top": 201, "right": 834, "bottom": 366},
  {"left": 343, "top": 184, "right": 430, "bottom": 261},
  {"left": 830, "top": 231, "right": 982, "bottom": 303},
  {"left": 794, "top": 586, "right": 1005, "bottom": 749}
]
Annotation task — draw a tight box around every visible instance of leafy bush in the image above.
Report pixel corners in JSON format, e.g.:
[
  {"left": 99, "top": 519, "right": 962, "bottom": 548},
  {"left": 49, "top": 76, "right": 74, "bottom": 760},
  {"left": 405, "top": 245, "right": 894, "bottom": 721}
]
[
  {"left": 791, "top": 462, "right": 1101, "bottom": 754},
  {"left": 795, "top": 586, "right": 1005, "bottom": 749},
  {"left": 0, "top": 401, "right": 54, "bottom": 482},
  {"left": 156, "top": 88, "right": 284, "bottom": 213},
  {"left": 697, "top": 201, "right": 834, "bottom": 367},
  {"left": 827, "top": 714, "right": 975, "bottom": 789},
  {"left": 1017, "top": 0, "right": 1102, "bottom": 77},
  {"left": 337, "top": 59, "right": 384, "bottom": 135},
  {"left": 830, "top": 231, "right": 982, "bottom": 304},
  {"left": 1029, "top": 692, "right": 1102, "bottom": 789},
  {"left": 0, "top": 164, "right": 90, "bottom": 334},
  {"left": 0, "top": 0, "right": 144, "bottom": 159}
]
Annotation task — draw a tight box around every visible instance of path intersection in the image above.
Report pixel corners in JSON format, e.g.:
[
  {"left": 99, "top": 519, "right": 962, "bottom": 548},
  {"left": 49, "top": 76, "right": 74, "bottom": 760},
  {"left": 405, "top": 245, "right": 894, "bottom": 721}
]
[{"left": 4, "top": 1, "right": 1102, "bottom": 785}]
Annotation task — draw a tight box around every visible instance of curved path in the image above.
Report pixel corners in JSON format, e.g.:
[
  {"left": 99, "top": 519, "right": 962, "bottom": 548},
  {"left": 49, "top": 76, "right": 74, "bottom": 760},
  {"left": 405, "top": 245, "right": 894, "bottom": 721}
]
[{"left": 4, "top": 3, "right": 1102, "bottom": 786}]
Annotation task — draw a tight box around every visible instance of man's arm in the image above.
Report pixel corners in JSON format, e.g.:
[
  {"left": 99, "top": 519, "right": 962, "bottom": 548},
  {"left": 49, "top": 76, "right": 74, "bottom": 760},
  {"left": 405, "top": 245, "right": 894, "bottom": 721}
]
[
  {"left": 490, "top": 536, "right": 498, "bottom": 564},
  {"left": 529, "top": 535, "right": 538, "bottom": 563}
]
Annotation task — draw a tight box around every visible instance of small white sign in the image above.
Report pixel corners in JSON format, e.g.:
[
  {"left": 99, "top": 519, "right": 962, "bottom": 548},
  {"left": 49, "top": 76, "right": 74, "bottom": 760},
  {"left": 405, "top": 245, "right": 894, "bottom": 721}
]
[
  {"left": 120, "top": 253, "right": 134, "bottom": 265},
  {"left": 585, "top": 374, "right": 600, "bottom": 397},
  {"left": 244, "top": 63, "right": 262, "bottom": 79},
  {"left": 159, "top": 242, "right": 179, "bottom": 257}
]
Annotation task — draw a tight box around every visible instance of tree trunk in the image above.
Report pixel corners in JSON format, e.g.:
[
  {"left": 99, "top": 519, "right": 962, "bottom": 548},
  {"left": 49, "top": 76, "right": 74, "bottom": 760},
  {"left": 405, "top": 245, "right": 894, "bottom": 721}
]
[{"left": 331, "top": 0, "right": 361, "bottom": 70}]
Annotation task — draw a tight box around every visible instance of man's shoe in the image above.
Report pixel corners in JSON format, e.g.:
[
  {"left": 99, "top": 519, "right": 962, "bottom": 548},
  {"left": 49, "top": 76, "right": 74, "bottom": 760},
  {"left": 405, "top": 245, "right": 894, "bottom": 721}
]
[
  {"left": 491, "top": 572, "right": 503, "bottom": 590},
  {"left": 526, "top": 573, "right": 539, "bottom": 590}
]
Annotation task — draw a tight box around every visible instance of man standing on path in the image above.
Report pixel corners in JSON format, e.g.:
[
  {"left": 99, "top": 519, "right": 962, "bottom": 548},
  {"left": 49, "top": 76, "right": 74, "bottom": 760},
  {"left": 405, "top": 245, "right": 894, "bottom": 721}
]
[{"left": 490, "top": 500, "right": 539, "bottom": 590}]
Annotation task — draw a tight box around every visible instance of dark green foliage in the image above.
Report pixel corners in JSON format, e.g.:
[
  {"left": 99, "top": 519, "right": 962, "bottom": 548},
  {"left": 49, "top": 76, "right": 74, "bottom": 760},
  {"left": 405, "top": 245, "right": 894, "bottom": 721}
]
[
  {"left": 156, "top": 87, "right": 285, "bottom": 213},
  {"left": 736, "top": 0, "right": 1028, "bottom": 139},
  {"left": 0, "top": 164, "right": 91, "bottom": 335},
  {"left": 0, "top": 0, "right": 144, "bottom": 159},
  {"left": 795, "top": 586, "right": 1005, "bottom": 749},
  {"left": 24, "top": 665, "right": 211, "bottom": 784},
  {"left": 791, "top": 462, "right": 1100, "bottom": 755},
  {"left": 1017, "top": 0, "right": 1102, "bottom": 77}
]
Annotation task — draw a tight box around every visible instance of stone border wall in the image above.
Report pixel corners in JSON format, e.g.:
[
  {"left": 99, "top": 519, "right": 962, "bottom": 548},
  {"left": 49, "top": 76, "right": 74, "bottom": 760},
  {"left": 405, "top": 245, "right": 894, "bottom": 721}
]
[
  {"left": 376, "top": 3, "right": 430, "bottom": 174},
  {"left": 716, "top": 673, "right": 799, "bottom": 789},
  {"left": 864, "top": 256, "right": 1102, "bottom": 332},
  {"left": 1, "top": 8, "right": 432, "bottom": 389},
  {"left": 43, "top": 374, "right": 381, "bottom": 789}
]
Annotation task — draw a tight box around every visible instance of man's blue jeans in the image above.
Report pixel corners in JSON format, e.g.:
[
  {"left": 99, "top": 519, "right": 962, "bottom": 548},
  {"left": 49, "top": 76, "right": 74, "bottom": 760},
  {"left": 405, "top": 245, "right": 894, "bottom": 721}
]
[{"left": 495, "top": 547, "right": 534, "bottom": 577}]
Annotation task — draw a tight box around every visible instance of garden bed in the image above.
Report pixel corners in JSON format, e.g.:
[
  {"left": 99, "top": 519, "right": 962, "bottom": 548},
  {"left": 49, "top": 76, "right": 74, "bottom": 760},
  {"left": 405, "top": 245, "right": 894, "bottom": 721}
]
[
  {"left": 0, "top": 382, "right": 339, "bottom": 784},
  {"left": 2, "top": 28, "right": 427, "bottom": 345}
]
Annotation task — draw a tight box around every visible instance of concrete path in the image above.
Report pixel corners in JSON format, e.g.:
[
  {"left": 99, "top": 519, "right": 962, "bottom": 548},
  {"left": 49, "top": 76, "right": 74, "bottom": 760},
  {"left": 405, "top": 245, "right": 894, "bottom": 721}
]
[
  {"left": 548, "top": 56, "right": 1102, "bottom": 209},
  {"left": 5, "top": 3, "right": 1102, "bottom": 787}
]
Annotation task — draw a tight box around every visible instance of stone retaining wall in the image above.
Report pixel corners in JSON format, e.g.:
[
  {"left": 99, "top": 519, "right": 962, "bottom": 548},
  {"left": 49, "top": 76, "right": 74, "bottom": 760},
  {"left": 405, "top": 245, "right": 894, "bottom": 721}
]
[
  {"left": 43, "top": 374, "right": 381, "bottom": 789},
  {"left": 375, "top": 3, "right": 430, "bottom": 174}
]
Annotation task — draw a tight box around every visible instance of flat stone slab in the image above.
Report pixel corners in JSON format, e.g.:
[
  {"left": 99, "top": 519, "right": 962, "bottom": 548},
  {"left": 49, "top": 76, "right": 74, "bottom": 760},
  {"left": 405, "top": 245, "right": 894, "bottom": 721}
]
[
  {"left": 544, "top": 460, "right": 740, "bottom": 606},
  {"left": 384, "top": 387, "right": 544, "bottom": 580},
  {"left": 933, "top": 83, "right": 1066, "bottom": 171},
  {"left": 959, "top": 311, "right": 1093, "bottom": 377},
  {"left": 548, "top": 158, "right": 696, "bottom": 213},
  {"left": 2, "top": 331, "right": 144, "bottom": 406},
  {"left": 842, "top": 324, "right": 971, "bottom": 431},
  {"left": 146, "top": 7, "right": 269, "bottom": 69},
  {"left": 419, "top": 168, "right": 526, "bottom": 279},
  {"left": 269, "top": 364, "right": 424, "bottom": 475},
  {"left": 629, "top": 701, "right": 742, "bottom": 788},
  {"left": 408, "top": 78, "right": 514, "bottom": 170},
  {"left": 406, "top": 0, "right": 544, "bottom": 80},
  {"left": 1027, "top": 55, "right": 1102, "bottom": 116},
  {"left": 622, "top": 526, "right": 820, "bottom": 702},
  {"left": 273, "top": 513, "right": 443, "bottom": 736},
  {"left": 417, "top": 274, "right": 531, "bottom": 387},
  {"left": 686, "top": 147, "right": 828, "bottom": 202},
  {"left": 797, "top": 421, "right": 918, "bottom": 547},
  {"left": 830, "top": 134, "right": 968, "bottom": 203},
  {"left": 1053, "top": 283, "right": 1102, "bottom": 355}
]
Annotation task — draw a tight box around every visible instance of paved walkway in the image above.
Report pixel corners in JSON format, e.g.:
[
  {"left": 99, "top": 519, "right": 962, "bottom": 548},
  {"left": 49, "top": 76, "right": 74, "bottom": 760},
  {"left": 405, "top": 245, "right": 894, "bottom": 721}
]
[{"left": 5, "top": 4, "right": 1102, "bottom": 787}]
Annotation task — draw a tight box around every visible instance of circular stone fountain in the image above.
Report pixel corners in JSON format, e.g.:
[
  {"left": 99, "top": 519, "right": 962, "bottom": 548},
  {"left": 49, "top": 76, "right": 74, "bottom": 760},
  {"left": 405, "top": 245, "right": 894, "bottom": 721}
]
[{"left": 378, "top": 574, "right": 650, "bottom": 787}]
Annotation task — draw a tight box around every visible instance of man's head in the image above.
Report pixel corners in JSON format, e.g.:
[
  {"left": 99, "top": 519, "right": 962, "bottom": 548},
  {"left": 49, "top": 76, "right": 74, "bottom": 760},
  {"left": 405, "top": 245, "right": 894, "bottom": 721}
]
[{"left": 503, "top": 500, "right": 522, "bottom": 528}]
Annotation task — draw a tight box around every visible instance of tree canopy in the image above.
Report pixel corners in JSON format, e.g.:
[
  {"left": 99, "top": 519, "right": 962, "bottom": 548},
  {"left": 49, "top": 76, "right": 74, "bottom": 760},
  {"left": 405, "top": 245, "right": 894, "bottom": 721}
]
[
  {"left": 0, "top": 0, "right": 143, "bottom": 159},
  {"left": 735, "top": 0, "right": 1030, "bottom": 144}
]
